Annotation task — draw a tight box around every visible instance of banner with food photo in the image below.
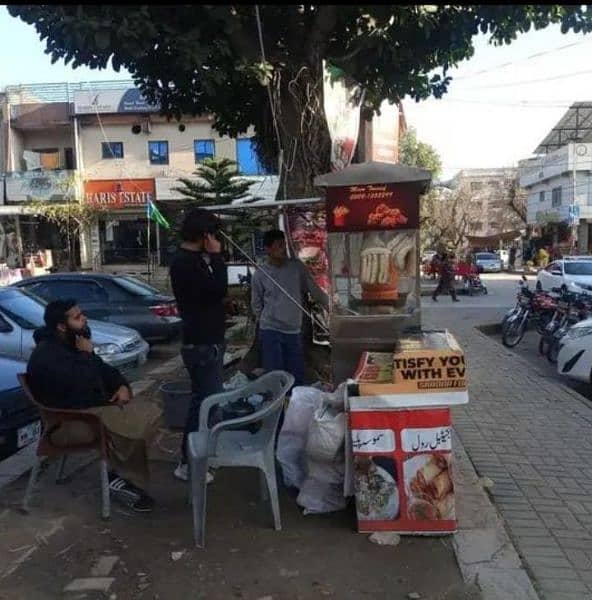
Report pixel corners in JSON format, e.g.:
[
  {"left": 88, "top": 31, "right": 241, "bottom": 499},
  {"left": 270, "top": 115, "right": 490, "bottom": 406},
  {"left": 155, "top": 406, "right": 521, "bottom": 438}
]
[
  {"left": 325, "top": 183, "right": 420, "bottom": 233},
  {"left": 284, "top": 205, "right": 330, "bottom": 294},
  {"left": 349, "top": 406, "right": 456, "bottom": 533}
]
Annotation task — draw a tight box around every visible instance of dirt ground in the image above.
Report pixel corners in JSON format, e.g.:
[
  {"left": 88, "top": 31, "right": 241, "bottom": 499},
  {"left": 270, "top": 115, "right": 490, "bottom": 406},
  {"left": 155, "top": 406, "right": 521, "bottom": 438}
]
[{"left": 0, "top": 434, "right": 478, "bottom": 600}]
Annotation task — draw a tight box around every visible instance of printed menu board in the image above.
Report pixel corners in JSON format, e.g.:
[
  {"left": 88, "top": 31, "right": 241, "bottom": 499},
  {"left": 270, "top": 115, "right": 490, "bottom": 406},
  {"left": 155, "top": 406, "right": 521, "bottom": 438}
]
[{"left": 350, "top": 407, "right": 456, "bottom": 534}]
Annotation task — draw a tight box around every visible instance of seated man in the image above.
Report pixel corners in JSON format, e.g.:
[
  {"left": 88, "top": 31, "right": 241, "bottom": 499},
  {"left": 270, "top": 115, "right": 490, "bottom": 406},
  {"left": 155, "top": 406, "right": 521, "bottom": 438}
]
[{"left": 27, "top": 299, "right": 162, "bottom": 513}]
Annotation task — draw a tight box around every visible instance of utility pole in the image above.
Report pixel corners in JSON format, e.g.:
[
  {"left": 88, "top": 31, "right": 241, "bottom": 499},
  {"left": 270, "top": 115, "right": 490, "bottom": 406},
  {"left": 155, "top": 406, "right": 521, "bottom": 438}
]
[{"left": 572, "top": 143, "right": 578, "bottom": 255}]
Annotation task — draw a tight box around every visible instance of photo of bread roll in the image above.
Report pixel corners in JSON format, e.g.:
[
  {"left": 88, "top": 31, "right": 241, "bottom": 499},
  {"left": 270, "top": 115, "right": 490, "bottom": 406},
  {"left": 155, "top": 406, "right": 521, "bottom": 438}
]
[
  {"left": 434, "top": 494, "right": 455, "bottom": 519},
  {"left": 429, "top": 470, "right": 453, "bottom": 500}
]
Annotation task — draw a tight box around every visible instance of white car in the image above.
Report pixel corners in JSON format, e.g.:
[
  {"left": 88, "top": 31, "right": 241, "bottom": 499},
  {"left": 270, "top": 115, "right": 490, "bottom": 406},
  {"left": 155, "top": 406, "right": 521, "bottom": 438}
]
[
  {"left": 536, "top": 259, "right": 592, "bottom": 293},
  {"left": 557, "top": 318, "right": 592, "bottom": 383},
  {"left": 474, "top": 252, "right": 502, "bottom": 273}
]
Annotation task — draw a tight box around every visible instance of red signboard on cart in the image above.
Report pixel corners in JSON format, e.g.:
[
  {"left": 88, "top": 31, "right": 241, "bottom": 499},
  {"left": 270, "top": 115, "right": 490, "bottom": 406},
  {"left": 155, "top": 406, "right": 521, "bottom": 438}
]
[
  {"left": 326, "top": 182, "right": 420, "bottom": 233},
  {"left": 349, "top": 406, "right": 456, "bottom": 534}
]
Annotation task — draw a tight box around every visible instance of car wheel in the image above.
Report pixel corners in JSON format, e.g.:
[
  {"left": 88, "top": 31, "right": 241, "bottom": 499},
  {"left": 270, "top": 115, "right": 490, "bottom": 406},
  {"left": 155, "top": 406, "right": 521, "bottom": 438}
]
[{"left": 536, "top": 281, "right": 542, "bottom": 291}]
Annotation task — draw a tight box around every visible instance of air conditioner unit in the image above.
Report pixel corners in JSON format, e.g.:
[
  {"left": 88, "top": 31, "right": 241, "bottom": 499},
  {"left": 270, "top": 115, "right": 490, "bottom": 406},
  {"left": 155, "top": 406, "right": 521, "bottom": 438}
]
[{"left": 142, "top": 120, "right": 152, "bottom": 135}]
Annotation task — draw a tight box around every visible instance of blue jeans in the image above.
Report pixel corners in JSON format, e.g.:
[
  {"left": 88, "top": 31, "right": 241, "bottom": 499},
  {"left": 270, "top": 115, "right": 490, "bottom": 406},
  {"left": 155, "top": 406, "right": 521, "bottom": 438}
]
[
  {"left": 260, "top": 329, "right": 305, "bottom": 387},
  {"left": 180, "top": 343, "right": 224, "bottom": 462}
]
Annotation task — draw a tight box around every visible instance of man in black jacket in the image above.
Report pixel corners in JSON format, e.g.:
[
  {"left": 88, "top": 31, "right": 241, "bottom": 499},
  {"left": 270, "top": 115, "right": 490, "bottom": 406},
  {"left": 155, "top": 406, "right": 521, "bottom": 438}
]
[
  {"left": 27, "top": 300, "right": 162, "bottom": 512},
  {"left": 169, "top": 208, "right": 228, "bottom": 482}
]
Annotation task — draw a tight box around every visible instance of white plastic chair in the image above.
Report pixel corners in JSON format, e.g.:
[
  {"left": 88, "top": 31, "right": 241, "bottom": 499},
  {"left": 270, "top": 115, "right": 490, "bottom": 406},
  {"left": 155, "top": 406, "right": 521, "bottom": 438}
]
[{"left": 187, "top": 370, "right": 294, "bottom": 548}]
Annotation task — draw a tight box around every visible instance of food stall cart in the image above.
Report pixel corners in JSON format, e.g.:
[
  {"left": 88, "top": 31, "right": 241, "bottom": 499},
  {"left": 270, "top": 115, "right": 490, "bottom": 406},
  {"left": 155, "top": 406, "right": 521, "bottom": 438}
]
[
  {"left": 313, "top": 161, "right": 469, "bottom": 534},
  {"left": 313, "top": 161, "right": 431, "bottom": 384}
]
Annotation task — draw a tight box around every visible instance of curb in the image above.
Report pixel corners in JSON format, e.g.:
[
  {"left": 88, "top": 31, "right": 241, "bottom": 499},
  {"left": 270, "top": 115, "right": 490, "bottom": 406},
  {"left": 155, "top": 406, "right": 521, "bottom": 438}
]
[{"left": 452, "top": 430, "right": 541, "bottom": 600}]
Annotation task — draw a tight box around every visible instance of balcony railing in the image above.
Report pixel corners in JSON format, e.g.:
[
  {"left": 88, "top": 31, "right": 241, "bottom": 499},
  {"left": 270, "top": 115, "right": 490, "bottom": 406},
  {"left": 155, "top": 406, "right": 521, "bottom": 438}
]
[{"left": 3, "top": 80, "right": 135, "bottom": 105}]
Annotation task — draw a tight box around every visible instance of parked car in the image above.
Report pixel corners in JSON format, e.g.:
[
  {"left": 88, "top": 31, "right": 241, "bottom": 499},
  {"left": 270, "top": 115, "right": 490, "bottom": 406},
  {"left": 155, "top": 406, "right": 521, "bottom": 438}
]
[
  {"left": 536, "top": 259, "right": 592, "bottom": 293},
  {"left": 0, "top": 287, "right": 149, "bottom": 373},
  {"left": 557, "top": 317, "right": 592, "bottom": 384},
  {"left": 0, "top": 355, "right": 40, "bottom": 460},
  {"left": 13, "top": 273, "right": 181, "bottom": 343},
  {"left": 474, "top": 252, "right": 503, "bottom": 273}
]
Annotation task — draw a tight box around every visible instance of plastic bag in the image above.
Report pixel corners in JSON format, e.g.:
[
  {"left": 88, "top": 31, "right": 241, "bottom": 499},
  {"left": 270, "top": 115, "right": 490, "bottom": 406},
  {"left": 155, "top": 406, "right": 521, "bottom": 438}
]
[
  {"left": 276, "top": 387, "right": 323, "bottom": 488},
  {"left": 297, "top": 476, "right": 347, "bottom": 515},
  {"left": 305, "top": 406, "right": 346, "bottom": 463}
]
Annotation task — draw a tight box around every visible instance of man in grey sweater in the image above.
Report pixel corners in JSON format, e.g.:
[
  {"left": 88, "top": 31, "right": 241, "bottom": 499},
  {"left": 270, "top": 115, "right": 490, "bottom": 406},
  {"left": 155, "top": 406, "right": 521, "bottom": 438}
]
[{"left": 251, "top": 230, "right": 329, "bottom": 386}]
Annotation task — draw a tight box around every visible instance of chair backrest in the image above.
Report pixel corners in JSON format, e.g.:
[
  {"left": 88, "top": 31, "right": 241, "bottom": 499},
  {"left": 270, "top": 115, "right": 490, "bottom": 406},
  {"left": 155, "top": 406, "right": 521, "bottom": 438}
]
[
  {"left": 18, "top": 373, "right": 50, "bottom": 420},
  {"left": 209, "top": 371, "right": 294, "bottom": 450}
]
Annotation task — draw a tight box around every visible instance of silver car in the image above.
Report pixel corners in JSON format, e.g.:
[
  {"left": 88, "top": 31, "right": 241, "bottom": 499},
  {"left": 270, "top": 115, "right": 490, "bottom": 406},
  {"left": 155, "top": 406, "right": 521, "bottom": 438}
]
[
  {"left": 0, "top": 287, "right": 149, "bottom": 373},
  {"left": 474, "top": 252, "right": 503, "bottom": 273}
]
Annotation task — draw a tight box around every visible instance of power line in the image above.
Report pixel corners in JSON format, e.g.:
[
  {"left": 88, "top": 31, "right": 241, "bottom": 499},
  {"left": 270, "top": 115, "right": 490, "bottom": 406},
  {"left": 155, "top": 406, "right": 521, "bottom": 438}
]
[
  {"left": 454, "top": 38, "right": 592, "bottom": 81},
  {"left": 455, "top": 67, "right": 592, "bottom": 91}
]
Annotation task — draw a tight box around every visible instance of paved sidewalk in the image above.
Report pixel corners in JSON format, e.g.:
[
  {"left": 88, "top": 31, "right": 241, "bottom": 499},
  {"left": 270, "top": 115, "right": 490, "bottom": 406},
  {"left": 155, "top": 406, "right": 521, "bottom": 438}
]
[{"left": 425, "top": 306, "right": 592, "bottom": 600}]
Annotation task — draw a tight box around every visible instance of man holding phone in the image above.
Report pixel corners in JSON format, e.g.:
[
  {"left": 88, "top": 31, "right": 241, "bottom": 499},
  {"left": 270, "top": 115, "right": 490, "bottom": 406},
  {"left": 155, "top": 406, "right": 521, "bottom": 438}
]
[
  {"left": 27, "top": 300, "right": 162, "bottom": 512},
  {"left": 169, "top": 208, "right": 228, "bottom": 483}
]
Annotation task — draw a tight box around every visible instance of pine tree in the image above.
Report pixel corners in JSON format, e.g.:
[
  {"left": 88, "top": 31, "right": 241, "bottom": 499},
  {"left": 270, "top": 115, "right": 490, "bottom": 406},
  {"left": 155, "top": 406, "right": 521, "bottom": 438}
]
[{"left": 173, "top": 157, "right": 261, "bottom": 207}]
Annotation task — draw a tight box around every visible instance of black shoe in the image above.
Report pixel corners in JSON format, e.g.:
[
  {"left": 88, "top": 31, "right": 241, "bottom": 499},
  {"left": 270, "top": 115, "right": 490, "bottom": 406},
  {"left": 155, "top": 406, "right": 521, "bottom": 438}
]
[
  {"left": 452, "top": 298, "right": 460, "bottom": 302},
  {"left": 109, "top": 476, "right": 154, "bottom": 512},
  {"left": 432, "top": 297, "right": 438, "bottom": 302}
]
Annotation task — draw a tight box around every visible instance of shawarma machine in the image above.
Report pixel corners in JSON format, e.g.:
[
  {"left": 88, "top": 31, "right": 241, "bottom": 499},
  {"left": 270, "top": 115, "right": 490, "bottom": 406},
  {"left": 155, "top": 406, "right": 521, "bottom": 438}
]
[{"left": 314, "top": 161, "right": 432, "bottom": 384}]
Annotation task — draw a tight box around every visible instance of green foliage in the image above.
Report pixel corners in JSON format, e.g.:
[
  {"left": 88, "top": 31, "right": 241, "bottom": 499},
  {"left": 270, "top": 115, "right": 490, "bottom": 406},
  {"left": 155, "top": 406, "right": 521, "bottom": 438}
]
[
  {"left": 30, "top": 201, "right": 107, "bottom": 237},
  {"left": 173, "top": 157, "right": 261, "bottom": 207},
  {"left": 10, "top": 5, "right": 592, "bottom": 192},
  {"left": 399, "top": 127, "right": 442, "bottom": 252}
]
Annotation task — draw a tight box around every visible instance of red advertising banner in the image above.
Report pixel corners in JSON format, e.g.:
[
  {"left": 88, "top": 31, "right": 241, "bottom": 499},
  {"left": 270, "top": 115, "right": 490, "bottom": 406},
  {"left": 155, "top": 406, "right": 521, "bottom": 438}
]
[
  {"left": 284, "top": 206, "right": 330, "bottom": 294},
  {"left": 326, "top": 183, "right": 420, "bottom": 233},
  {"left": 350, "top": 407, "right": 456, "bottom": 534}
]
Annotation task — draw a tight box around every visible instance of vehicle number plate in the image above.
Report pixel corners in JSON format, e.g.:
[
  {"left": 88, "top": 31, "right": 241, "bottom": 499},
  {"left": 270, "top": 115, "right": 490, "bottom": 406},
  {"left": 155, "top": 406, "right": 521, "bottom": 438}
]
[{"left": 17, "top": 420, "right": 41, "bottom": 449}]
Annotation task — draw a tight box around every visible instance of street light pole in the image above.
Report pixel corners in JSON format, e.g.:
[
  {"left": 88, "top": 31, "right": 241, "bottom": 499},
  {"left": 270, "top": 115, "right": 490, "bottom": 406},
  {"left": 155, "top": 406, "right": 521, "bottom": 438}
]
[{"left": 572, "top": 143, "right": 578, "bottom": 254}]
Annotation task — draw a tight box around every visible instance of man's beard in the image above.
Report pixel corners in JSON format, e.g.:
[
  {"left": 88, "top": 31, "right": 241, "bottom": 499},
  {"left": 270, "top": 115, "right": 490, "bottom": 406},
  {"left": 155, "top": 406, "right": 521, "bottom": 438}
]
[{"left": 64, "top": 324, "right": 91, "bottom": 345}]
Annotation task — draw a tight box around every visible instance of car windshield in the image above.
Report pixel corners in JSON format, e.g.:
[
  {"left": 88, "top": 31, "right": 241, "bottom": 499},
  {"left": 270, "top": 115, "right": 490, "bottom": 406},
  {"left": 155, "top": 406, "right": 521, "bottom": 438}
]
[
  {"left": 476, "top": 254, "right": 498, "bottom": 261},
  {"left": 564, "top": 262, "right": 592, "bottom": 275},
  {"left": 0, "top": 289, "right": 45, "bottom": 329},
  {"left": 114, "top": 276, "right": 160, "bottom": 297}
]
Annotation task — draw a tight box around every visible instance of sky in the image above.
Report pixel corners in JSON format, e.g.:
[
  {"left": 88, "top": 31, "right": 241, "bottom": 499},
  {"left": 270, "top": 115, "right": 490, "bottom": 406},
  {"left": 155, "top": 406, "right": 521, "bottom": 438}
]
[{"left": 2, "top": 7, "right": 592, "bottom": 180}]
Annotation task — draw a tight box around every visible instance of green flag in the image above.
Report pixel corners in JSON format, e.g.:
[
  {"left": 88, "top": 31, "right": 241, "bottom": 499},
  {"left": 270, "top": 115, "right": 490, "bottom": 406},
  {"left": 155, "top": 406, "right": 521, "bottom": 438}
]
[{"left": 147, "top": 200, "right": 170, "bottom": 229}]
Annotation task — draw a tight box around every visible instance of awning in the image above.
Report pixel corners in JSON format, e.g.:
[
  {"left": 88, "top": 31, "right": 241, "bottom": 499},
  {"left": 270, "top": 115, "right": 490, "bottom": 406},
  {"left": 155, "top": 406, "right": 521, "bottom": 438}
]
[
  {"left": 313, "top": 160, "right": 431, "bottom": 190},
  {"left": 466, "top": 230, "right": 523, "bottom": 246}
]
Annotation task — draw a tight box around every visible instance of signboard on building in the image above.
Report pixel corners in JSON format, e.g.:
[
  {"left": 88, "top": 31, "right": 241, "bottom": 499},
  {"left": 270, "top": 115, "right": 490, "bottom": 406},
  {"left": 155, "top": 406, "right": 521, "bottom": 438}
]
[
  {"left": 369, "top": 100, "right": 400, "bottom": 164},
  {"left": 73, "top": 89, "right": 159, "bottom": 115},
  {"left": 84, "top": 179, "right": 155, "bottom": 208},
  {"left": 326, "top": 183, "right": 420, "bottom": 232},
  {"left": 4, "top": 170, "right": 79, "bottom": 204}
]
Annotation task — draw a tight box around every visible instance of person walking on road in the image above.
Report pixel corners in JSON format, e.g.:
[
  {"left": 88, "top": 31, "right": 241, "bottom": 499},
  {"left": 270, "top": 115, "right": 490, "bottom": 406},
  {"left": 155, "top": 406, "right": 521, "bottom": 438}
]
[
  {"left": 251, "top": 229, "right": 329, "bottom": 386},
  {"left": 169, "top": 208, "right": 228, "bottom": 483},
  {"left": 432, "top": 253, "right": 460, "bottom": 303},
  {"left": 509, "top": 245, "right": 517, "bottom": 271}
]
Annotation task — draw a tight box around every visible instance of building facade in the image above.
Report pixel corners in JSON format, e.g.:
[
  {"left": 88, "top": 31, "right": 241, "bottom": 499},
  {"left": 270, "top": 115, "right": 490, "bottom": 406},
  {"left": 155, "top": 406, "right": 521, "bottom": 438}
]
[
  {"left": 449, "top": 168, "right": 524, "bottom": 247},
  {"left": 0, "top": 81, "right": 278, "bottom": 272},
  {"left": 519, "top": 103, "right": 592, "bottom": 254}
]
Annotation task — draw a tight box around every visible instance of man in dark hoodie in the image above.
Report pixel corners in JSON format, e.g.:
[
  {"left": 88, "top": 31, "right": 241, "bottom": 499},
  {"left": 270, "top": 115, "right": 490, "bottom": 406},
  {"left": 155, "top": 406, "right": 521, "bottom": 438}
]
[
  {"left": 27, "top": 299, "right": 162, "bottom": 512},
  {"left": 169, "top": 208, "right": 228, "bottom": 483}
]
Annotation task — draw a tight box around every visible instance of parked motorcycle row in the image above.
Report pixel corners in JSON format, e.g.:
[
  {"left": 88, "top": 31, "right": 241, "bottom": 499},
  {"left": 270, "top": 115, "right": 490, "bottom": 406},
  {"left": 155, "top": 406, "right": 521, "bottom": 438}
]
[{"left": 501, "top": 277, "right": 592, "bottom": 385}]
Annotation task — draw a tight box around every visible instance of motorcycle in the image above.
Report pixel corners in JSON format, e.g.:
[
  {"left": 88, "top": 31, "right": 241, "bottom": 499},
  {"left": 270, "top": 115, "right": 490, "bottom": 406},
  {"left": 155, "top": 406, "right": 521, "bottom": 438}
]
[{"left": 501, "top": 278, "right": 556, "bottom": 347}]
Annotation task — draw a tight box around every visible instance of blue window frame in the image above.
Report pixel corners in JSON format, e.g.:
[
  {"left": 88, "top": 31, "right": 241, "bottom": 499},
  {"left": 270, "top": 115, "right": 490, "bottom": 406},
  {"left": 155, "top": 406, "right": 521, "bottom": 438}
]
[
  {"left": 194, "top": 139, "right": 215, "bottom": 163},
  {"left": 148, "top": 141, "right": 169, "bottom": 165},
  {"left": 102, "top": 142, "right": 123, "bottom": 159},
  {"left": 236, "top": 138, "right": 272, "bottom": 176}
]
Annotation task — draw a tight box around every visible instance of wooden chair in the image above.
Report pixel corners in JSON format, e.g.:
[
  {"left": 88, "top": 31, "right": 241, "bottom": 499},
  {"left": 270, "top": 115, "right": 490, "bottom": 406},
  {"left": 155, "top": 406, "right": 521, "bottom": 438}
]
[{"left": 17, "top": 374, "right": 111, "bottom": 520}]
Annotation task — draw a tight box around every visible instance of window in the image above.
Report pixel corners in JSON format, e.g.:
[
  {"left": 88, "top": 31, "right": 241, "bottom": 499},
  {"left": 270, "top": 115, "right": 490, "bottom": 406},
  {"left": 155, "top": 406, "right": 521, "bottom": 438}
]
[
  {"left": 33, "top": 148, "right": 60, "bottom": 169},
  {"left": 539, "top": 191, "right": 545, "bottom": 203},
  {"left": 470, "top": 181, "right": 483, "bottom": 192},
  {"left": 35, "top": 280, "right": 108, "bottom": 303},
  {"left": 0, "top": 289, "right": 45, "bottom": 330},
  {"left": 149, "top": 141, "right": 169, "bottom": 165},
  {"left": 488, "top": 180, "right": 501, "bottom": 189},
  {"left": 114, "top": 276, "right": 160, "bottom": 297},
  {"left": 102, "top": 142, "right": 124, "bottom": 159},
  {"left": 551, "top": 187, "right": 562, "bottom": 207},
  {"left": 65, "top": 147, "right": 75, "bottom": 169},
  {"left": 489, "top": 222, "right": 500, "bottom": 230},
  {"left": 194, "top": 139, "right": 215, "bottom": 163},
  {"left": 565, "top": 262, "right": 592, "bottom": 275},
  {"left": 470, "top": 222, "right": 483, "bottom": 232},
  {"left": 236, "top": 138, "right": 272, "bottom": 176}
]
